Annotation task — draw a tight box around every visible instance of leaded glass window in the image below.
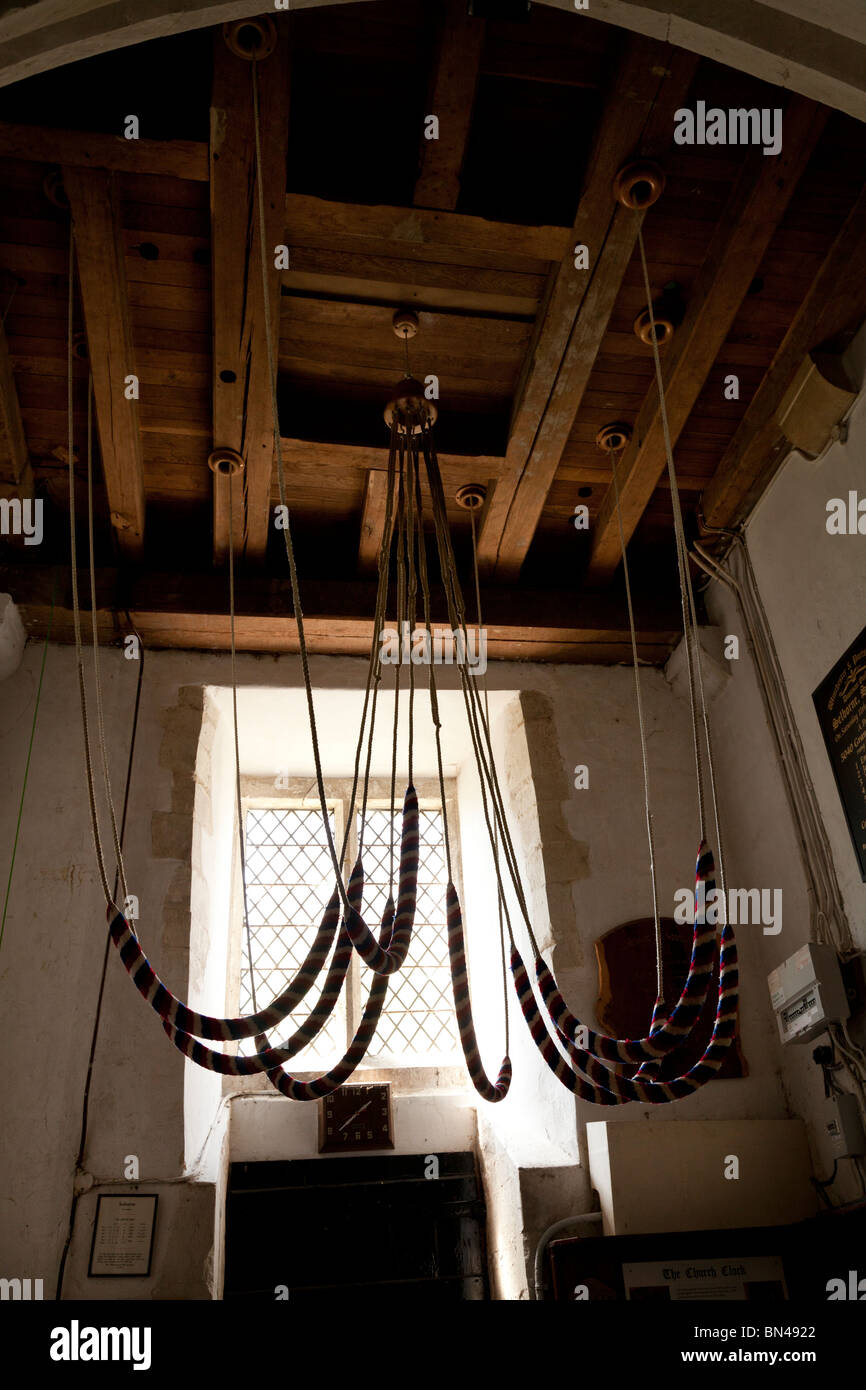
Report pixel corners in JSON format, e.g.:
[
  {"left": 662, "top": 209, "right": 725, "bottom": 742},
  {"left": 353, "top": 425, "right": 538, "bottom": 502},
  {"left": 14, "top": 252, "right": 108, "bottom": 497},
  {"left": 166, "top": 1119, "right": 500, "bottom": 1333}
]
[{"left": 236, "top": 788, "right": 460, "bottom": 1066}]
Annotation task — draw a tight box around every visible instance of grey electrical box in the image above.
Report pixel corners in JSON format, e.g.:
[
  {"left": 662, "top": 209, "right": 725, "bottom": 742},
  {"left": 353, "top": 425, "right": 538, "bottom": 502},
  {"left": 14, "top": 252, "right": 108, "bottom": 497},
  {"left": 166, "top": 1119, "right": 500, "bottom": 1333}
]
[
  {"left": 767, "top": 942, "right": 850, "bottom": 1044},
  {"left": 824, "top": 1092, "right": 866, "bottom": 1158}
]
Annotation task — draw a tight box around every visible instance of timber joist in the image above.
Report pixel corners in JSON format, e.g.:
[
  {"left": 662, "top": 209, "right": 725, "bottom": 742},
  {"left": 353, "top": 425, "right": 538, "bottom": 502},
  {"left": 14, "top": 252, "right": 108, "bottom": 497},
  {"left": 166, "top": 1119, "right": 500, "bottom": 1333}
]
[{"left": 0, "top": 2, "right": 864, "bottom": 659}]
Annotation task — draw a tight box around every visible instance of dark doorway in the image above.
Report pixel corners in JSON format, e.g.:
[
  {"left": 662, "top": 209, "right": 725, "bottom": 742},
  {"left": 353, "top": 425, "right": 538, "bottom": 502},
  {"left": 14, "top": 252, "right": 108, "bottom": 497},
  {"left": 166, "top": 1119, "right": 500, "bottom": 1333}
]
[{"left": 224, "top": 1152, "right": 489, "bottom": 1301}]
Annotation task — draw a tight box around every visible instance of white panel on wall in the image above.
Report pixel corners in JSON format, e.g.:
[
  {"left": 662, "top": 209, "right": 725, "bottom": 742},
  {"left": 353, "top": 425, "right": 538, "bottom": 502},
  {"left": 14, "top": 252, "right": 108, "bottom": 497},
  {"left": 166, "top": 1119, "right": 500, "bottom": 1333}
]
[{"left": 587, "top": 1118, "right": 816, "bottom": 1236}]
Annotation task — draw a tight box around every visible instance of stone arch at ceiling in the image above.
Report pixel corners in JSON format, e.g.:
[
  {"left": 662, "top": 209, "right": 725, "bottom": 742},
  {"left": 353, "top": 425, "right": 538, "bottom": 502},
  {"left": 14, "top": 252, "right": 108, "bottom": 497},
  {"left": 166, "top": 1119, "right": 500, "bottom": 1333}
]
[{"left": 1, "top": 0, "right": 865, "bottom": 119}]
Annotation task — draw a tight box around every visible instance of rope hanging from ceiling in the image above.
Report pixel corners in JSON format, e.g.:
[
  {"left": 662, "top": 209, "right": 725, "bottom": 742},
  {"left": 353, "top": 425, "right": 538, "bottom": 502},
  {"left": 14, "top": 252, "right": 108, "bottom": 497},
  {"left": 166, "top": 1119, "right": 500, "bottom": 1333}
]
[{"left": 62, "top": 48, "right": 737, "bottom": 1105}]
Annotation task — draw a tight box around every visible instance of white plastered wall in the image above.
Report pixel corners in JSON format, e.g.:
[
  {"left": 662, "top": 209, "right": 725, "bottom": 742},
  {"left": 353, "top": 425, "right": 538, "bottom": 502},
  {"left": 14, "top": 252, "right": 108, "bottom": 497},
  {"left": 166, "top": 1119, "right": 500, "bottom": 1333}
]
[{"left": 702, "top": 325, "right": 866, "bottom": 1208}]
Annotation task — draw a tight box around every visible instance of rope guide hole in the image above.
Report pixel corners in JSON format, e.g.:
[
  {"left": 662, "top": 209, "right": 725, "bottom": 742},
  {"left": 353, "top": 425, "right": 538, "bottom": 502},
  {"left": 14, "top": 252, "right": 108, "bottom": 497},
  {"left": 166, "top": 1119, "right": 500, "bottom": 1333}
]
[
  {"left": 208, "top": 448, "right": 245, "bottom": 477},
  {"left": 613, "top": 160, "right": 665, "bottom": 211},
  {"left": 223, "top": 17, "right": 277, "bottom": 61},
  {"left": 596, "top": 422, "right": 632, "bottom": 453}
]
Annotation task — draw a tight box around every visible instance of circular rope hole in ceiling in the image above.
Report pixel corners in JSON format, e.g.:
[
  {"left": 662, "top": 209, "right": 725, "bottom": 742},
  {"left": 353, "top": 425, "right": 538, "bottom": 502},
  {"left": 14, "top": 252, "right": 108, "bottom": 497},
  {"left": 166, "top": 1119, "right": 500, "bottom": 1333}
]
[
  {"left": 392, "top": 308, "right": 419, "bottom": 340},
  {"left": 208, "top": 448, "right": 244, "bottom": 477},
  {"left": 596, "top": 421, "right": 632, "bottom": 453},
  {"left": 578, "top": 486, "right": 592, "bottom": 498},
  {"left": 456, "top": 483, "right": 487, "bottom": 511},
  {"left": 137, "top": 242, "right": 159, "bottom": 260},
  {"left": 613, "top": 160, "right": 665, "bottom": 211},
  {"left": 219, "top": 369, "right": 237, "bottom": 384},
  {"left": 223, "top": 17, "right": 277, "bottom": 61},
  {"left": 634, "top": 306, "right": 675, "bottom": 348}
]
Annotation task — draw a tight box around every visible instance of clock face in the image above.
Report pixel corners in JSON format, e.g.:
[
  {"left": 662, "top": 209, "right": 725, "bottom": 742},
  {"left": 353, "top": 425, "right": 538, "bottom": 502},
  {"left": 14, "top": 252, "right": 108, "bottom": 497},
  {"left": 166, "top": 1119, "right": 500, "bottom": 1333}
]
[{"left": 318, "top": 1084, "right": 394, "bottom": 1153}]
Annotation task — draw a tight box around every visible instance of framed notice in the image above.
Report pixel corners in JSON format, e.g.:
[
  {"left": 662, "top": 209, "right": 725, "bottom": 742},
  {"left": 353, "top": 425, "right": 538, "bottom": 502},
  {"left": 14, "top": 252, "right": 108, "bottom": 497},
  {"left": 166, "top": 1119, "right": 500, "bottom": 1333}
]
[
  {"left": 812, "top": 623, "right": 866, "bottom": 882},
  {"left": 88, "top": 1194, "right": 158, "bottom": 1277},
  {"left": 623, "top": 1255, "right": 787, "bottom": 1301}
]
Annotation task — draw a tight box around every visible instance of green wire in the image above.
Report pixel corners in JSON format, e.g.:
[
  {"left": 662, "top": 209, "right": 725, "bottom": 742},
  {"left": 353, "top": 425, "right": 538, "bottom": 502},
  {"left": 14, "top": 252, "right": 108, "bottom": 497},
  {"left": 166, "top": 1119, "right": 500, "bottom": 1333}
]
[{"left": 0, "top": 571, "right": 56, "bottom": 956}]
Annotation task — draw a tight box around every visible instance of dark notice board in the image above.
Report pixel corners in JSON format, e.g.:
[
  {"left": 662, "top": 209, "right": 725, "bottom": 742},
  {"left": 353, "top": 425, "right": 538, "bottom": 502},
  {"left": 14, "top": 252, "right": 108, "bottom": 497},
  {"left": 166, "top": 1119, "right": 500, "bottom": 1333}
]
[{"left": 812, "top": 622, "right": 866, "bottom": 882}]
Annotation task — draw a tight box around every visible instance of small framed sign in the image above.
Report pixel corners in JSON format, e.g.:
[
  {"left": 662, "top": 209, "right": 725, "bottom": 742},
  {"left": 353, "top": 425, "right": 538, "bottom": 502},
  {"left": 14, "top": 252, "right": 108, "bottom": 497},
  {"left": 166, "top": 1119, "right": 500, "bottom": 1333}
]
[
  {"left": 812, "top": 623, "right": 866, "bottom": 882},
  {"left": 88, "top": 1194, "right": 158, "bottom": 1278}
]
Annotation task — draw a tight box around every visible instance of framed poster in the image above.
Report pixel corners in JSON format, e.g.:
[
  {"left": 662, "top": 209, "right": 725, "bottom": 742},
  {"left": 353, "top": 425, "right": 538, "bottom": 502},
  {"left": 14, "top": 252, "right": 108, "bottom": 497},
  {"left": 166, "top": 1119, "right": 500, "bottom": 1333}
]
[
  {"left": 812, "top": 623, "right": 866, "bottom": 881},
  {"left": 88, "top": 1194, "right": 158, "bottom": 1278}
]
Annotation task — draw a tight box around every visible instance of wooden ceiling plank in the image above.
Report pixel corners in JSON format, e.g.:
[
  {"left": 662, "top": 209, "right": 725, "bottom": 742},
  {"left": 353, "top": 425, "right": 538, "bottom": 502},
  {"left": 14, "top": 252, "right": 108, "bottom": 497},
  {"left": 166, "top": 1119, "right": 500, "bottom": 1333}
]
[
  {"left": 0, "top": 314, "right": 34, "bottom": 500},
  {"left": 285, "top": 193, "right": 572, "bottom": 269},
  {"left": 63, "top": 166, "right": 145, "bottom": 557},
  {"left": 1, "top": 561, "right": 681, "bottom": 665},
  {"left": 279, "top": 439, "right": 504, "bottom": 483},
  {"left": 210, "top": 30, "right": 290, "bottom": 566},
  {"left": 413, "top": 0, "right": 485, "bottom": 212},
  {"left": 282, "top": 269, "right": 537, "bottom": 318},
  {"left": 587, "top": 94, "right": 829, "bottom": 583},
  {"left": 478, "top": 39, "right": 697, "bottom": 579},
  {"left": 702, "top": 184, "right": 866, "bottom": 529},
  {"left": 0, "top": 122, "right": 209, "bottom": 182}
]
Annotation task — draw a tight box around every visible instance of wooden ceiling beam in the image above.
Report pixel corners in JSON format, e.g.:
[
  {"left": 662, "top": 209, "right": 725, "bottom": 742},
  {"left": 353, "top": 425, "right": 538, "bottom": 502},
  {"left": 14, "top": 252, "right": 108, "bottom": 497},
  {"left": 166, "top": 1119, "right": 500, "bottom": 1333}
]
[
  {"left": 63, "top": 166, "right": 145, "bottom": 558},
  {"left": 586, "top": 94, "right": 828, "bottom": 583},
  {"left": 282, "top": 253, "right": 540, "bottom": 318},
  {"left": 0, "top": 121, "right": 209, "bottom": 181},
  {"left": 358, "top": 468, "right": 392, "bottom": 576},
  {"left": 278, "top": 438, "right": 504, "bottom": 484},
  {"left": 702, "top": 184, "right": 866, "bottom": 530},
  {"left": 210, "top": 30, "right": 289, "bottom": 566},
  {"left": 285, "top": 193, "right": 572, "bottom": 270},
  {"left": 413, "top": 0, "right": 485, "bottom": 212},
  {"left": 1, "top": 562, "right": 682, "bottom": 665},
  {"left": 477, "top": 39, "right": 697, "bottom": 581},
  {"left": 0, "top": 314, "right": 33, "bottom": 501}
]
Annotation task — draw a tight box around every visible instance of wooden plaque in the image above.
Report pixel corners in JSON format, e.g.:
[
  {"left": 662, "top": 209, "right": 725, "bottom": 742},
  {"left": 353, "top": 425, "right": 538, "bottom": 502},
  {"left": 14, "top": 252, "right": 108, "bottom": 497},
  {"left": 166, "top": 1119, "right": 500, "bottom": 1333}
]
[{"left": 595, "top": 917, "right": 746, "bottom": 1081}]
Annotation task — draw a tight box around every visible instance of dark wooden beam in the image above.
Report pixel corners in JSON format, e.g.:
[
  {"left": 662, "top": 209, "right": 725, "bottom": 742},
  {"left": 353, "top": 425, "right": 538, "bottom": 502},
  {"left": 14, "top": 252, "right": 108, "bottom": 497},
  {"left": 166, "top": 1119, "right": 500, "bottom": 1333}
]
[
  {"left": 358, "top": 469, "right": 391, "bottom": 576},
  {"left": 413, "top": 0, "right": 485, "bottom": 211},
  {"left": 285, "top": 194, "right": 572, "bottom": 270},
  {"left": 63, "top": 166, "right": 145, "bottom": 558},
  {"left": 587, "top": 94, "right": 827, "bottom": 583},
  {"left": 2, "top": 564, "right": 682, "bottom": 666},
  {"left": 477, "top": 39, "right": 697, "bottom": 581},
  {"left": 702, "top": 184, "right": 866, "bottom": 529},
  {"left": 0, "top": 314, "right": 33, "bottom": 501},
  {"left": 281, "top": 249, "right": 540, "bottom": 317},
  {"left": 210, "top": 30, "right": 290, "bottom": 566},
  {"left": 0, "top": 121, "right": 209, "bottom": 180}
]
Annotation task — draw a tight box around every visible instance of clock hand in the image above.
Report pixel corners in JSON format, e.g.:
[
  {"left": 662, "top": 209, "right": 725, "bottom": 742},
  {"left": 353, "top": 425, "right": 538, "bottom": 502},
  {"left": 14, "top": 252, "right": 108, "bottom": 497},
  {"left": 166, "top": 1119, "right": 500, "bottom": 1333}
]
[{"left": 338, "top": 1099, "right": 373, "bottom": 1132}]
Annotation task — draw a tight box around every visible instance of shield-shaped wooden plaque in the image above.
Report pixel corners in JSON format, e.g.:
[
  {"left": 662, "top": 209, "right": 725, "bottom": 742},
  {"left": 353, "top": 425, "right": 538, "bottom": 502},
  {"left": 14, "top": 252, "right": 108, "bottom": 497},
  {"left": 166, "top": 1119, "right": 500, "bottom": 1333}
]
[{"left": 594, "top": 917, "right": 745, "bottom": 1081}]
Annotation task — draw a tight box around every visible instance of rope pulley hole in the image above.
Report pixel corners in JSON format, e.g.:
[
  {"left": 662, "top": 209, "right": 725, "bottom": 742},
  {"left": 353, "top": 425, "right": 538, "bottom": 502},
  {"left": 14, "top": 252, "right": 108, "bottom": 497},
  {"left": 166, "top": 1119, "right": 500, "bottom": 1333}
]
[
  {"left": 634, "top": 307, "right": 675, "bottom": 348},
  {"left": 392, "top": 308, "right": 419, "bottom": 340},
  {"left": 596, "top": 422, "right": 632, "bottom": 453},
  {"left": 223, "top": 17, "right": 277, "bottom": 61},
  {"left": 208, "top": 448, "right": 245, "bottom": 477},
  {"left": 456, "top": 484, "right": 487, "bottom": 511},
  {"left": 613, "top": 160, "right": 665, "bottom": 211}
]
